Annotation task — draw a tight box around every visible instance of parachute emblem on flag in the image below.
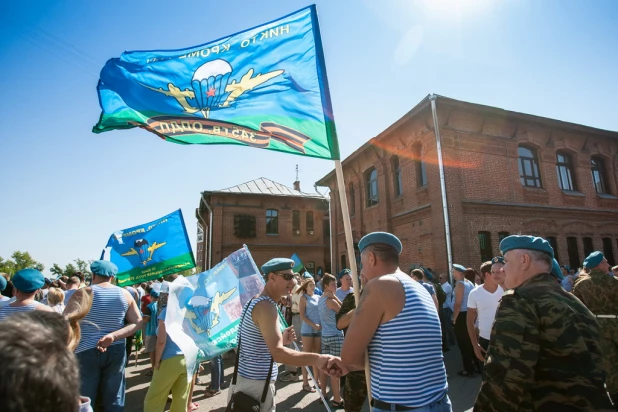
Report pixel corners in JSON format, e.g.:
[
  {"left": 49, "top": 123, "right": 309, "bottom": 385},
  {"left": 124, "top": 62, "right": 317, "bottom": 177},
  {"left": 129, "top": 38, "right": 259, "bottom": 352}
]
[
  {"left": 120, "top": 239, "right": 166, "bottom": 266},
  {"left": 143, "top": 60, "right": 284, "bottom": 119}
]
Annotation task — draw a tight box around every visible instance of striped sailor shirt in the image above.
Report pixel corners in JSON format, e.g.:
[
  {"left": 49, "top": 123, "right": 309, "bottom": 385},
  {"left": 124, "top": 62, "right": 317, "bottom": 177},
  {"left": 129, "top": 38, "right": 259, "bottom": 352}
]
[{"left": 368, "top": 271, "right": 448, "bottom": 407}]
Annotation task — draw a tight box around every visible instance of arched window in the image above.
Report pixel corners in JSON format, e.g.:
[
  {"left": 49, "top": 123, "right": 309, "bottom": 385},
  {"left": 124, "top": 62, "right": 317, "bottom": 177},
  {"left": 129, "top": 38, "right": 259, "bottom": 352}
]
[
  {"left": 591, "top": 156, "right": 608, "bottom": 194},
  {"left": 306, "top": 211, "right": 314, "bottom": 234},
  {"left": 266, "top": 209, "right": 278, "bottom": 235},
  {"left": 365, "top": 167, "right": 379, "bottom": 207},
  {"left": 556, "top": 151, "right": 575, "bottom": 191},
  {"left": 392, "top": 156, "right": 403, "bottom": 197},
  {"left": 413, "top": 144, "right": 427, "bottom": 187},
  {"left": 349, "top": 182, "right": 355, "bottom": 217},
  {"left": 292, "top": 210, "right": 300, "bottom": 234},
  {"left": 518, "top": 146, "right": 542, "bottom": 188}
]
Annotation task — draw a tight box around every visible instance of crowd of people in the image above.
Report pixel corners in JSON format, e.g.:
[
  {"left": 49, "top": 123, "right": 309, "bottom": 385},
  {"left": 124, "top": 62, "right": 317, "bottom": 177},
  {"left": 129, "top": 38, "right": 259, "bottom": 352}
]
[{"left": 0, "top": 231, "right": 617, "bottom": 412}]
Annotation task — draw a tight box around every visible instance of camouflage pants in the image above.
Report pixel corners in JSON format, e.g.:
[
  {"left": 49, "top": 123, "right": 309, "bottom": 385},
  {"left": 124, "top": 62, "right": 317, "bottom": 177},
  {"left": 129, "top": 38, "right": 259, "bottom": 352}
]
[
  {"left": 599, "top": 321, "right": 618, "bottom": 394},
  {"left": 344, "top": 371, "right": 367, "bottom": 412}
]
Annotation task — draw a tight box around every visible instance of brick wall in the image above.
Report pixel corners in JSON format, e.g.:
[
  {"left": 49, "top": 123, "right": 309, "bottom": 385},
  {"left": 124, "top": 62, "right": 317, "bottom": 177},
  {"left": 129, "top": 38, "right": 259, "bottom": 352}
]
[
  {"left": 320, "top": 98, "right": 618, "bottom": 275},
  {"left": 198, "top": 192, "right": 330, "bottom": 273}
]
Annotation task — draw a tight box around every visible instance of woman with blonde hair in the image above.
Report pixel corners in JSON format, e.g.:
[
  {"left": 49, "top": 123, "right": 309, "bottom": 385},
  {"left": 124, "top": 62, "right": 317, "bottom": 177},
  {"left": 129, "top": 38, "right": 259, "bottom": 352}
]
[
  {"left": 47, "top": 287, "right": 66, "bottom": 313},
  {"left": 296, "top": 275, "right": 321, "bottom": 393}
]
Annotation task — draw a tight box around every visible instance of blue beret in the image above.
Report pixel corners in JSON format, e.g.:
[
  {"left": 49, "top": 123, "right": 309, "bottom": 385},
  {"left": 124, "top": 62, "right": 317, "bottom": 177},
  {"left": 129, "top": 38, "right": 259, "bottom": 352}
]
[
  {"left": 421, "top": 267, "right": 434, "bottom": 281},
  {"left": 90, "top": 260, "right": 118, "bottom": 277},
  {"left": 499, "top": 235, "right": 554, "bottom": 259},
  {"left": 551, "top": 259, "right": 564, "bottom": 280},
  {"left": 0, "top": 275, "right": 7, "bottom": 292},
  {"left": 583, "top": 251, "right": 604, "bottom": 269},
  {"left": 491, "top": 256, "right": 505, "bottom": 265},
  {"left": 358, "top": 232, "right": 402, "bottom": 255},
  {"left": 338, "top": 269, "right": 351, "bottom": 279},
  {"left": 452, "top": 264, "right": 466, "bottom": 273},
  {"left": 13, "top": 268, "right": 45, "bottom": 293},
  {"left": 261, "top": 258, "right": 295, "bottom": 274},
  {"left": 303, "top": 272, "right": 314, "bottom": 280}
]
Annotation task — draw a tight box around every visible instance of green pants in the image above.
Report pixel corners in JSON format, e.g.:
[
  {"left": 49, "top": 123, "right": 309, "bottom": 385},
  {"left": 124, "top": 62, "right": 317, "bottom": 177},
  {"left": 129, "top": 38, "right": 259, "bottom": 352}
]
[{"left": 144, "top": 355, "right": 190, "bottom": 412}]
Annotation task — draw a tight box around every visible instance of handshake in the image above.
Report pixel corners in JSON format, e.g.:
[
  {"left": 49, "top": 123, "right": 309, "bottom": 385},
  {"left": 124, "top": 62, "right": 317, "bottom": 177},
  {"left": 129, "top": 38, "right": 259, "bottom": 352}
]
[{"left": 317, "top": 355, "right": 348, "bottom": 378}]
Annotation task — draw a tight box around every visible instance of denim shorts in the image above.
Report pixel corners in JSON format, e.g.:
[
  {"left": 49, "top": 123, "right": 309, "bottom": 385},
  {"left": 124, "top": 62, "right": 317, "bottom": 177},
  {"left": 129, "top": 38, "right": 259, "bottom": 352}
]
[{"left": 301, "top": 332, "right": 321, "bottom": 338}]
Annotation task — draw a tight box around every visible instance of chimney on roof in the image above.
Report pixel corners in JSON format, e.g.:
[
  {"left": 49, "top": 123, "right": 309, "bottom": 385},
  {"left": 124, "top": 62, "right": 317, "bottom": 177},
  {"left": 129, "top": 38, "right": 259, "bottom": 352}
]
[{"left": 293, "top": 164, "right": 300, "bottom": 191}]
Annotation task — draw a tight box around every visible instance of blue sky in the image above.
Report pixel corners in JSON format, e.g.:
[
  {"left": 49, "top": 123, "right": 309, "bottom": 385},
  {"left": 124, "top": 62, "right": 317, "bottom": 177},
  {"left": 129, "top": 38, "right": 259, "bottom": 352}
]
[{"left": 1, "top": 0, "right": 617, "bottom": 273}]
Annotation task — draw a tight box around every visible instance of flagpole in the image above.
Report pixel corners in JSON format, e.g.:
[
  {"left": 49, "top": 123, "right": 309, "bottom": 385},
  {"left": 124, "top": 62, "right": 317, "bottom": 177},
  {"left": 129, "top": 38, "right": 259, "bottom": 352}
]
[{"left": 334, "top": 159, "right": 373, "bottom": 407}]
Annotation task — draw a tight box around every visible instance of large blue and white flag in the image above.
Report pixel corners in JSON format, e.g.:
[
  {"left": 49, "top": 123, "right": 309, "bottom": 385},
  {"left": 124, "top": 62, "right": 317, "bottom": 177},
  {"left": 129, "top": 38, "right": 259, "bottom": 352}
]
[
  {"left": 165, "top": 246, "right": 268, "bottom": 377},
  {"left": 93, "top": 5, "right": 340, "bottom": 161}
]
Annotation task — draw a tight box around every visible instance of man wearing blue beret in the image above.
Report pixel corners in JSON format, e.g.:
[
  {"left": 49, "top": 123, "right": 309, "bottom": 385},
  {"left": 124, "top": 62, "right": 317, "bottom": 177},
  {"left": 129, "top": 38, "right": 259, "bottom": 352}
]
[
  {"left": 230, "top": 257, "right": 338, "bottom": 411},
  {"left": 326, "top": 232, "right": 451, "bottom": 411},
  {"left": 573, "top": 251, "right": 618, "bottom": 408},
  {"left": 0, "top": 269, "right": 54, "bottom": 321},
  {"left": 64, "top": 260, "right": 143, "bottom": 412},
  {"left": 475, "top": 236, "right": 614, "bottom": 411}
]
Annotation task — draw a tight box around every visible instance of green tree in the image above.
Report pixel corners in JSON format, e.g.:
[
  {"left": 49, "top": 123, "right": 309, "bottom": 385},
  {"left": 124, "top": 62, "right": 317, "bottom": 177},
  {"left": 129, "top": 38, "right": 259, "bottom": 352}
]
[
  {"left": 50, "top": 263, "right": 65, "bottom": 277},
  {"left": 0, "top": 251, "right": 44, "bottom": 276}
]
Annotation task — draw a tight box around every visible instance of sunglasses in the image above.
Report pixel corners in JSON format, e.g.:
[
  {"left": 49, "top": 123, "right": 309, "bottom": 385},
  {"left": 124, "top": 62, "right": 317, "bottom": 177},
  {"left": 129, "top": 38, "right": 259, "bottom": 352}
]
[{"left": 275, "top": 272, "right": 295, "bottom": 281}]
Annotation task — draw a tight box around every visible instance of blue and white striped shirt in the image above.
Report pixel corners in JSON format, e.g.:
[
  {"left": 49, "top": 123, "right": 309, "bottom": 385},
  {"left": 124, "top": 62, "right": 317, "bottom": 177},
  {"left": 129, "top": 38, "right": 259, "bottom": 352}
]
[
  {"left": 0, "top": 302, "right": 40, "bottom": 321},
  {"left": 238, "top": 296, "right": 277, "bottom": 381},
  {"left": 75, "top": 285, "right": 129, "bottom": 354},
  {"left": 368, "top": 272, "right": 447, "bottom": 407}
]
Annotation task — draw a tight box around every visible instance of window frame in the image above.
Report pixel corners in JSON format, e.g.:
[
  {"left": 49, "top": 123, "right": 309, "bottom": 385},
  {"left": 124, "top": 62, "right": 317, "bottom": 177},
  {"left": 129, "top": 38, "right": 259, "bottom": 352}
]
[
  {"left": 518, "top": 146, "right": 543, "bottom": 188},
  {"left": 567, "top": 237, "right": 581, "bottom": 269},
  {"left": 292, "top": 210, "right": 300, "bottom": 235},
  {"left": 602, "top": 237, "right": 615, "bottom": 266},
  {"left": 413, "top": 145, "right": 427, "bottom": 188},
  {"left": 392, "top": 156, "right": 403, "bottom": 197},
  {"left": 546, "top": 236, "right": 559, "bottom": 262},
  {"left": 349, "top": 182, "right": 355, "bottom": 217},
  {"left": 478, "top": 231, "right": 493, "bottom": 262},
  {"left": 583, "top": 237, "right": 594, "bottom": 258},
  {"left": 265, "top": 209, "right": 279, "bottom": 235},
  {"left": 365, "top": 167, "right": 379, "bottom": 207},
  {"left": 306, "top": 211, "right": 314, "bottom": 234},
  {"left": 556, "top": 151, "right": 576, "bottom": 191},
  {"left": 591, "top": 156, "right": 608, "bottom": 194}
]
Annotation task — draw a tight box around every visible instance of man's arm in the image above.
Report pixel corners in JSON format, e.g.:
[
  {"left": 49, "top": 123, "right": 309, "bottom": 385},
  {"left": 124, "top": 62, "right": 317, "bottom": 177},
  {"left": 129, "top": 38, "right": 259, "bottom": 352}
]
[
  {"left": 453, "top": 283, "right": 463, "bottom": 322},
  {"left": 252, "top": 300, "right": 328, "bottom": 367},
  {"left": 474, "top": 296, "right": 539, "bottom": 412},
  {"left": 340, "top": 277, "right": 404, "bottom": 371}
]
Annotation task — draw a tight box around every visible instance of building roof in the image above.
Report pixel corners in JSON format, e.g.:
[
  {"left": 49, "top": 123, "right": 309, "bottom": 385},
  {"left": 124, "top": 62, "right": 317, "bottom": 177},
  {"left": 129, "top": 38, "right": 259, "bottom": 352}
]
[
  {"left": 316, "top": 94, "right": 618, "bottom": 186},
  {"left": 203, "top": 177, "right": 326, "bottom": 199}
]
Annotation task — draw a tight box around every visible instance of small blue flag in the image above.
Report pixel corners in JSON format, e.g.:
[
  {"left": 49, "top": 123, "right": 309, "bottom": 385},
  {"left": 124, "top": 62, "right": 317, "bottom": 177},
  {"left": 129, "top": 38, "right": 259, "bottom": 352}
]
[{"left": 104, "top": 210, "right": 195, "bottom": 286}]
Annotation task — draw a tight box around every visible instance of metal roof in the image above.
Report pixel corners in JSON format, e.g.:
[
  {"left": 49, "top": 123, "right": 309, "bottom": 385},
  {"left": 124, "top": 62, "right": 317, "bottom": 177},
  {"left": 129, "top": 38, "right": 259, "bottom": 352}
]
[{"left": 204, "top": 177, "right": 326, "bottom": 199}]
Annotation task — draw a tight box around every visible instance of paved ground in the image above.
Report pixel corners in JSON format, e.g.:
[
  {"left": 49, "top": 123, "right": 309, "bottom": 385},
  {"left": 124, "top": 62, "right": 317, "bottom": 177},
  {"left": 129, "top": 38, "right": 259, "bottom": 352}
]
[{"left": 125, "top": 346, "right": 480, "bottom": 411}]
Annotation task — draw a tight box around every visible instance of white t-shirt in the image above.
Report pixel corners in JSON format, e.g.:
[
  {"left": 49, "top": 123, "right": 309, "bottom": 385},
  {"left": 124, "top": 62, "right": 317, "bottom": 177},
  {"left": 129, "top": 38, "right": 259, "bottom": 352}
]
[{"left": 467, "top": 285, "right": 504, "bottom": 340}]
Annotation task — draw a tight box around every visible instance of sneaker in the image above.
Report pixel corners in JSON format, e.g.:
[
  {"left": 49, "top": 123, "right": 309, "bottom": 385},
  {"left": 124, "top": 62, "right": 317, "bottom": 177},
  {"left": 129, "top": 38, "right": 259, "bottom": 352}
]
[{"left": 279, "top": 373, "right": 300, "bottom": 382}]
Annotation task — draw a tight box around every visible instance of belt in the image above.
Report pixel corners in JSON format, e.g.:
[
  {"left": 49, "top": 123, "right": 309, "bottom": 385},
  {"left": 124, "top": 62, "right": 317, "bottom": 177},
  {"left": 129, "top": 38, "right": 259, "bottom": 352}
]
[
  {"left": 292, "top": 312, "right": 300, "bottom": 315},
  {"left": 371, "top": 399, "right": 418, "bottom": 411},
  {"left": 596, "top": 315, "right": 617, "bottom": 319}
]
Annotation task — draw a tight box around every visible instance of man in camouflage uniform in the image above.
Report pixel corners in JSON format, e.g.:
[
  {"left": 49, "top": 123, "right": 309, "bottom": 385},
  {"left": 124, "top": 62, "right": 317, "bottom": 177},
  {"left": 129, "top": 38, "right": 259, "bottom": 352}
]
[
  {"left": 335, "top": 274, "right": 367, "bottom": 412},
  {"left": 573, "top": 251, "right": 618, "bottom": 410},
  {"left": 474, "top": 235, "right": 614, "bottom": 412}
]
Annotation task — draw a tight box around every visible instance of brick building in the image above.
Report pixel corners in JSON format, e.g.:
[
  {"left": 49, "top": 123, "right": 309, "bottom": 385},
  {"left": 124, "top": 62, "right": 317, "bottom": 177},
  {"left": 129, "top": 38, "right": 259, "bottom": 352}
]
[
  {"left": 317, "top": 95, "right": 618, "bottom": 275},
  {"left": 196, "top": 177, "right": 331, "bottom": 273}
]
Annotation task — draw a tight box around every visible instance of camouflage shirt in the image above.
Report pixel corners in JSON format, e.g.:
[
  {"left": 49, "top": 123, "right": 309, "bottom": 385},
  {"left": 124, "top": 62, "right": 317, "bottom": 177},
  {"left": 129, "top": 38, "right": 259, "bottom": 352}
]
[
  {"left": 572, "top": 269, "right": 618, "bottom": 394},
  {"left": 474, "top": 273, "right": 613, "bottom": 412},
  {"left": 335, "top": 292, "right": 367, "bottom": 412}
]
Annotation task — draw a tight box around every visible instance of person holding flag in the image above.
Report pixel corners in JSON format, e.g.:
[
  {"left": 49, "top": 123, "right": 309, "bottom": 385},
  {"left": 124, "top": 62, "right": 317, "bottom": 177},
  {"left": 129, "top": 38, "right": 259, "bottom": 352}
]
[{"left": 230, "top": 258, "right": 340, "bottom": 411}]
